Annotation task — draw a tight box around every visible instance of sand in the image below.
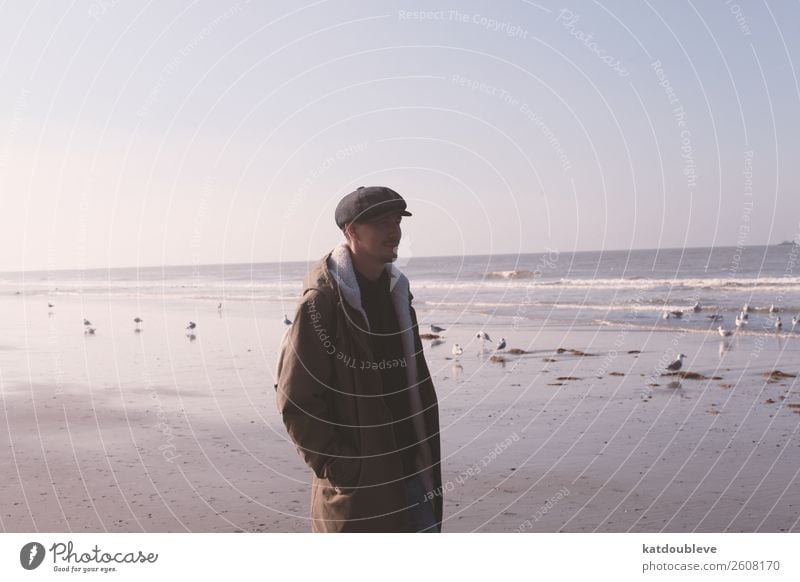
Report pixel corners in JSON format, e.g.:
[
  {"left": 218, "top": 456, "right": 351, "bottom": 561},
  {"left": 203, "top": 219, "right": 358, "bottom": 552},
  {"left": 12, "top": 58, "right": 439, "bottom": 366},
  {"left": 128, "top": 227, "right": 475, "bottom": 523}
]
[{"left": 1, "top": 295, "right": 798, "bottom": 532}]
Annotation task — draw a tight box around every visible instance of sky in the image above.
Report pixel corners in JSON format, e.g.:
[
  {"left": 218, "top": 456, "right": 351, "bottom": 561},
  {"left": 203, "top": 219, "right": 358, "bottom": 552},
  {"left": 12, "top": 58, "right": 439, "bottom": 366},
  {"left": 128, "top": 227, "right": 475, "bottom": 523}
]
[{"left": 0, "top": 0, "right": 798, "bottom": 271}]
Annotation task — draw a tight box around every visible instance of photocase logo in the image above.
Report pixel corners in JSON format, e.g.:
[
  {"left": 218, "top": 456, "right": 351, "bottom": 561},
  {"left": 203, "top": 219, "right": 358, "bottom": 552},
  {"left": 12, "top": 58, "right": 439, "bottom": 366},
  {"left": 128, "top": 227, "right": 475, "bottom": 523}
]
[{"left": 20, "top": 542, "right": 46, "bottom": 570}]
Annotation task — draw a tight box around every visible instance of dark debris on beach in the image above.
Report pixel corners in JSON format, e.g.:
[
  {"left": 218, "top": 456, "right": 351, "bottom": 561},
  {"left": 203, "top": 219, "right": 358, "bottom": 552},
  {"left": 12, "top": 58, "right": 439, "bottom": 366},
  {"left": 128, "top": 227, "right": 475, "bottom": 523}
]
[
  {"left": 555, "top": 348, "right": 597, "bottom": 356},
  {"left": 662, "top": 371, "right": 723, "bottom": 380}
]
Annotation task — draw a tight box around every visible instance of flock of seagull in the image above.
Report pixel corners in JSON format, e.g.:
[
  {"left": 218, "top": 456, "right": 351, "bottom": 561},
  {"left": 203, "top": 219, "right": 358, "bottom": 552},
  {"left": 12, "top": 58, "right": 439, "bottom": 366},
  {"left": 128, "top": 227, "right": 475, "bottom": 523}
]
[
  {"left": 451, "top": 329, "right": 506, "bottom": 358},
  {"left": 660, "top": 301, "right": 799, "bottom": 374},
  {"left": 663, "top": 301, "right": 799, "bottom": 336},
  {"left": 57, "top": 295, "right": 794, "bottom": 377},
  {"left": 47, "top": 302, "right": 224, "bottom": 338}
]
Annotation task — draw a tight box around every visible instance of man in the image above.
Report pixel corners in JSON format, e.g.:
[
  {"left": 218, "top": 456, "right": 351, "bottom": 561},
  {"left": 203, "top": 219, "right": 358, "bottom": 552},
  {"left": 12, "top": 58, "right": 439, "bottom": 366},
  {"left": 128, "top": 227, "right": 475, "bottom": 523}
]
[{"left": 274, "top": 186, "right": 443, "bottom": 533}]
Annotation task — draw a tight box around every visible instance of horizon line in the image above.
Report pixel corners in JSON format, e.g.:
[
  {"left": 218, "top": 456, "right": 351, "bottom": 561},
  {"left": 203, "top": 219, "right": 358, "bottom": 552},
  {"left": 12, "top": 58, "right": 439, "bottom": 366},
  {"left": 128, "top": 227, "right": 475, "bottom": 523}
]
[{"left": 0, "top": 241, "right": 792, "bottom": 276}]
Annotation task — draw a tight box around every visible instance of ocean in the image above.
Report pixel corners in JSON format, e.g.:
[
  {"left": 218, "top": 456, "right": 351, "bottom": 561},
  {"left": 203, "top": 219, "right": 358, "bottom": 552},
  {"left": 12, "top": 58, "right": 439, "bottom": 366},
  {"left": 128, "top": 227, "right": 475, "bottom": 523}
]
[{"left": 2, "top": 244, "right": 799, "bottom": 333}]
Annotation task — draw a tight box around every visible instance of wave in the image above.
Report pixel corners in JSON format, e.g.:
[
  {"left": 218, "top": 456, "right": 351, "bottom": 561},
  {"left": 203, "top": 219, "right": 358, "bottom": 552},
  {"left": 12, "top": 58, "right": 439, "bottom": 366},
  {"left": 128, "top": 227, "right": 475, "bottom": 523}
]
[
  {"left": 0, "top": 279, "right": 298, "bottom": 293},
  {"left": 416, "top": 276, "right": 800, "bottom": 292},
  {"left": 485, "top": 269, "right": 539, "bottom": 279},
  {"left": 536, "top": 276, "right": 800, "bottom": 290},
  {"left": 423, "top": 299, "right": 800, "bottom": 315}
]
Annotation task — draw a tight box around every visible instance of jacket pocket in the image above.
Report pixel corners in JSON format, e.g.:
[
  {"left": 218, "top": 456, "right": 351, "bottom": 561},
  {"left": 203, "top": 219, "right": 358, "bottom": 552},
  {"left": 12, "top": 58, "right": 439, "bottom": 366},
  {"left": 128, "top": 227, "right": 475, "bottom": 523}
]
[{"left": 324, "top": 447, "right": 362, "bottom": 493}]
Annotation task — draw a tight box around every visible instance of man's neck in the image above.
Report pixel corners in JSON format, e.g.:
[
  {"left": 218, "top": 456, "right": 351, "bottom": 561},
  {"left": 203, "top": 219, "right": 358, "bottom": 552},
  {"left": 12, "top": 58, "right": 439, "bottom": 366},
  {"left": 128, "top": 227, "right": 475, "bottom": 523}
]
[{"left": 348, "top": 244, "right": 385, "bottom": 281}]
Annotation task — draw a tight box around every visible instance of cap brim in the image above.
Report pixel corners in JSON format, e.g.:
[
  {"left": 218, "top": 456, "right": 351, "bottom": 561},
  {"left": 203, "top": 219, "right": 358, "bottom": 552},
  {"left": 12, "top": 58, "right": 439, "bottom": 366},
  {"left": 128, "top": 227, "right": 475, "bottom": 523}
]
[{"left": 360, "top": 207, "right": 412, "bottom": 222}]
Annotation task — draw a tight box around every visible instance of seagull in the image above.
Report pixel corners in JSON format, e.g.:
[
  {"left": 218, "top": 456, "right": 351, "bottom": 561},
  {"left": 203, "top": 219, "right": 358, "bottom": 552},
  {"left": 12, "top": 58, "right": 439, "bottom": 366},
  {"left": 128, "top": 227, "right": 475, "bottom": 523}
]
[
  {"left": 84, "top": 327, "right": 96, "bottom": 335},
  {"left": 774, "top": 317, "right": 782, "bottom": 331},
  {"left": 769, "top": 304, "right": 778, "bottom": 313},
  {"left": 670, "top": 310, "right": 684, "bottom": 319},
  {"left": 83, "top": 318, "right": 91, "bottom": 326},
  {"left": 283, "top": 314, "right": 292, "bottom": 326},
  {"left": 186, "top": 321, "right": 197, "bottom": 330},
  {"left": 718, "top": 326, "right": 733, "bottom": 337},
  {"left": 666, "top": 354, "right": 686, "bottom": 372},
  {"left": 476, "top": 331, "right": 492, "bottom": 342},
  {"left": 217, "top": 302, "right": 223, "bottom": 311},
  {"left": 792, "top": 316, "right": 798, "bottom": 331},
  {"left": 430, "top": 324, "right": 446, "bottom": 333},
  {"left": 48, "top": 302, "right": 54, "bottom": 308},
  {"left": 134, "top": 317, "right": 143, "bottom": 325},
  {"left": 740, "top": 310, "right": 749, "bottom": 320},
  {"left": 735, "top": 314, "right": 746, "bottom": 328},
  {"left": 496, "top": 338, "right": 506, "bottom": 350},
  {"left": 662, "top": 312, "right": 671, "bottom": 320},
  {"left": 451, "top": 343, "right": 463, "bottom": 357},
  {"left": 742, "top": 302, "right": 750, "bottom": 313},
  {"left": 692, "top": 301, "right": 702, "bottom": 312}
]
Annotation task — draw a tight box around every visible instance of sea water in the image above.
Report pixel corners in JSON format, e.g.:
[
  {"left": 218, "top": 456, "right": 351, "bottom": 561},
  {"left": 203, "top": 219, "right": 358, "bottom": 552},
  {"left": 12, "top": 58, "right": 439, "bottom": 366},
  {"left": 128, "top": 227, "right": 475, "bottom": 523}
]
[{"left": 2, "top": 244, "right": 798, "bottom": 334}]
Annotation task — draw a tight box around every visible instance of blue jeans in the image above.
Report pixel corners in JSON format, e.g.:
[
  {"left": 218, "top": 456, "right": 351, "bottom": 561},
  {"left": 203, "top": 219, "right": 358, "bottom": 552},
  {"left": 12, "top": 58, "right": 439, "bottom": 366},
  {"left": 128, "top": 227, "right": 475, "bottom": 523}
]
[{"left": 404, "top": 475, "right": 440, "bottom": 533}]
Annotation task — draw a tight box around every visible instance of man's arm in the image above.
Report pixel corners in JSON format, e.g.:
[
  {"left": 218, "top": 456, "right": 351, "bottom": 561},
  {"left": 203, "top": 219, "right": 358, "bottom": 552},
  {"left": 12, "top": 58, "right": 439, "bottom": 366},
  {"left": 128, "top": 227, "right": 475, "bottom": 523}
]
[{"left": 275, "top": 288, "right": 359, "bottom": 484}]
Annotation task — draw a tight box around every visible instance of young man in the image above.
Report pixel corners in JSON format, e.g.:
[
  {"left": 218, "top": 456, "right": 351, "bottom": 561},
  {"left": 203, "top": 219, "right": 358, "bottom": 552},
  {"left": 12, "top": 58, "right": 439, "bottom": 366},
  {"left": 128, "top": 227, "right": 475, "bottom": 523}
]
[{"left": 274, "top": 186, "right": 443, "bottom": 532}]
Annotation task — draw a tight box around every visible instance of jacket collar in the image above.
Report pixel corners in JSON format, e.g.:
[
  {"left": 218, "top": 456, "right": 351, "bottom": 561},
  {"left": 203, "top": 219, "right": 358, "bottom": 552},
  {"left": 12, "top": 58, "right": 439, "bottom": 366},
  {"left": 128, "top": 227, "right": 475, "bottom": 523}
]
[{"left": 324, "top": 242, "right": 407, "bottom": 333}]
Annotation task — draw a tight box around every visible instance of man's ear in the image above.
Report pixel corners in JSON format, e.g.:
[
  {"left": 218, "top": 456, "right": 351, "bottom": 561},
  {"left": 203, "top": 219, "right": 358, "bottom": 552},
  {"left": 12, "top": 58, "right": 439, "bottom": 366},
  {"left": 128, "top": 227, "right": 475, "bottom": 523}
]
[{"left": 345, "top": 222, "right": 358, "bottom": 242}]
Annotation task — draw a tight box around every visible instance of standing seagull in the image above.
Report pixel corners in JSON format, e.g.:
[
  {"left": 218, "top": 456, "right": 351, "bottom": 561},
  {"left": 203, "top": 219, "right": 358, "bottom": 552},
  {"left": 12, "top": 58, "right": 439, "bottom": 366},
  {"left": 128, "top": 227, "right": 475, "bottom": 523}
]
[
  {"left": 769, "top": 304, "right": 778, "bottom": 313},
  {"left": 717, "top": 326, "right": 733, "bottom": 338},
  {"left": 774, "top": 317, "right": 782, "bottom": 331},
  {"left": 83, "top": 318, "right": 92, "bottom": 326},
  {"left": 666, "top": 354, "right": 686, "bottom": 372},
  {"left": 792, "top": 316, "right": 798, "bottom": 331},
  {"left": 134, "top": 317, "right": 143, "bottom": 331},
  {"left": 430, "top": 324, "right": 446, "bottom": 333},
  {"left": 476, "top": 331, "right": 492, "bottom": 342},
  {"left": 186, "top": 321, "right": 197, "bottom": 331},
  {"left": 735, "top": 314, "right": 746, "bottom": 328},
  {"left": 218, "top": 302, "right": 223, "bottom": 311},
  {"left": 283, "top": 313, "right": 292, "bottom": 326},
  {"left": 451, "top": 343, "right": 463, "bottom": 357},
  {"left": 496, "top": 338, "right": 506, "bottom": 350},
  {"left": 692, "top": 301, "right": 702, "bottom": 312}
]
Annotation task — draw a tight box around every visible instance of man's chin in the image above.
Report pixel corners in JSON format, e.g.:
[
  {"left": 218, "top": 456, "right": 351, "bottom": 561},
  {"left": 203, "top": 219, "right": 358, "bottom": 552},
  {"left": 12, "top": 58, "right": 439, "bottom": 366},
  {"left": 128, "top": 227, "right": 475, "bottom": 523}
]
[{"left": 381, "top": 247, "right": 398, "bottom": 261}]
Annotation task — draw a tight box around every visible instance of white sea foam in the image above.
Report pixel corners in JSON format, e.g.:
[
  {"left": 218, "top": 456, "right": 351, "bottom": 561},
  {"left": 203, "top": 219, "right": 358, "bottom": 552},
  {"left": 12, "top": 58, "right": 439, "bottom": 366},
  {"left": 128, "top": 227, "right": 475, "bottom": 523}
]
[{"left": 448, "top": 275, "right": 800, "bottom": 291}]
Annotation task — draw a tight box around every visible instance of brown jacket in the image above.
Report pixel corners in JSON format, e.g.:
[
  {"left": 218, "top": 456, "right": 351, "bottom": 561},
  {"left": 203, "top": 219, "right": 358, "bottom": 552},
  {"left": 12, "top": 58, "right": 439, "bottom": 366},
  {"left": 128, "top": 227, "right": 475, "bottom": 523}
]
[{"left": 274, "top": 243, "right": 443, "bottom": 532}]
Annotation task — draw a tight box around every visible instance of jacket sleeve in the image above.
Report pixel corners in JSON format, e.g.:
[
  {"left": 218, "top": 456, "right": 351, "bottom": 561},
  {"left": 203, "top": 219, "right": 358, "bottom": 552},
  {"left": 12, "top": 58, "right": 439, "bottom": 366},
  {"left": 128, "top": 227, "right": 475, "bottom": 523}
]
[{"left": 275, "top": 288, "right": 358, "bottom": 482}]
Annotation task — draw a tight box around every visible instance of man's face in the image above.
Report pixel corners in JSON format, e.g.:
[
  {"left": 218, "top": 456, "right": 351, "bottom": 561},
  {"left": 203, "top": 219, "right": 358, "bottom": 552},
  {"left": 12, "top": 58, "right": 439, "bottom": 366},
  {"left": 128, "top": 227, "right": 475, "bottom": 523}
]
[{"left": 347, "top": 211, "right": 403, "bottom": 262}]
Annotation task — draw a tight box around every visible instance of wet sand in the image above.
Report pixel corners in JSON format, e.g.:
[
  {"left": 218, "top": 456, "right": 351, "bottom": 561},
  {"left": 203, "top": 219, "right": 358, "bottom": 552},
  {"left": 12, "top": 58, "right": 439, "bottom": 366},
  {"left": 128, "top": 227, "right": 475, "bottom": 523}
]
[{"left": 1, "top": 295, "right": 798, "bottom": 532}]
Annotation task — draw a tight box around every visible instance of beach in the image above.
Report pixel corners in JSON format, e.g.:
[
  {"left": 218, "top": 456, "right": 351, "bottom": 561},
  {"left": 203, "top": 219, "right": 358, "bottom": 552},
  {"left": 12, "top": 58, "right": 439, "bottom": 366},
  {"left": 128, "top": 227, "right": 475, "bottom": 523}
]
[{"left": 1, "top": 285, "right": 798, "bottom": 533}]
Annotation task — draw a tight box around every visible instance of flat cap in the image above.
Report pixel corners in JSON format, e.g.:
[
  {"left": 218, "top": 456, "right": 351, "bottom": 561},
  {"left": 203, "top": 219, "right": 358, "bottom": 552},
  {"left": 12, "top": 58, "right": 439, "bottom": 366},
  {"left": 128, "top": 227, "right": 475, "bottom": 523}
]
[{"left": 335, "top": 186, "right": 412, "bottom": 230}]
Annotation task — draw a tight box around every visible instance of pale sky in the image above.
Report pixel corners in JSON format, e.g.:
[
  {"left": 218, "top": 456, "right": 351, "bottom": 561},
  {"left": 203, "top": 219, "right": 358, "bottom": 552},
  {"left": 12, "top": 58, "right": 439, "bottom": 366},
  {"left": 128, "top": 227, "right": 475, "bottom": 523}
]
[{"left": 1, "top": 0, "right": 798, "bottom": 271}]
